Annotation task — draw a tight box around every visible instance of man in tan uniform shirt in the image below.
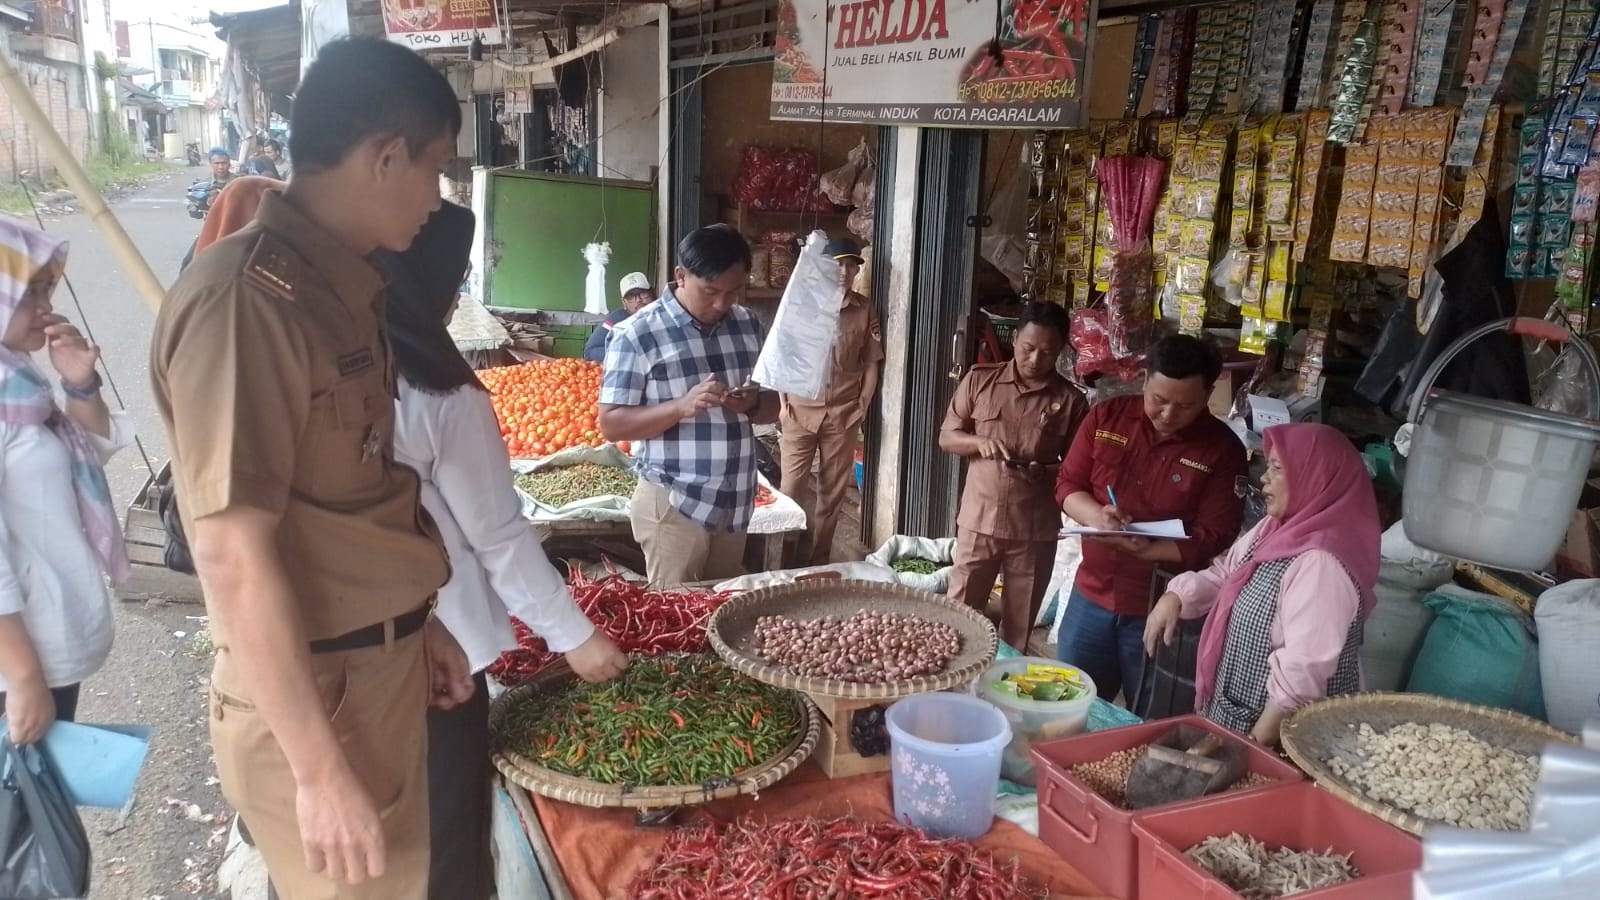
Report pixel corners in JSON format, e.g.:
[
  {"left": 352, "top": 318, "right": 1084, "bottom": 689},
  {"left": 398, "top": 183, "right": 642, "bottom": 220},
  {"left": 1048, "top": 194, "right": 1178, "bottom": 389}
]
[
  {"left": 779, "top": 237, "right": 883, "bottom": 565},
  {"left": 151, "top": 40, "right": 466, "bottom": 900},
  {"left": 940, "top": 301, "right": 1086, "bottom": 650}
]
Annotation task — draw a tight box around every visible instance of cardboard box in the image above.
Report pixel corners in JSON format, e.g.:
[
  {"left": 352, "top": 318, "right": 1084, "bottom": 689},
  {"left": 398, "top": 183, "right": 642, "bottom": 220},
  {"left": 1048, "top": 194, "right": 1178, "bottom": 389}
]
[{"left": 1555, "top": 479, "right": 1600, "bottom": 577}]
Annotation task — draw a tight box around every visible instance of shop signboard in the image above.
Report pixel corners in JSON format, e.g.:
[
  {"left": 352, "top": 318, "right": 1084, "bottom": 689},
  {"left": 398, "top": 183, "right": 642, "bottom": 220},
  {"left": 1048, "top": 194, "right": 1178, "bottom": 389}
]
[
  {"left": 381, "top": 0, "right": 505, "bottom": 50},
  {"left": 770, "top": 0, "right": 1095, "bottom": 128}
]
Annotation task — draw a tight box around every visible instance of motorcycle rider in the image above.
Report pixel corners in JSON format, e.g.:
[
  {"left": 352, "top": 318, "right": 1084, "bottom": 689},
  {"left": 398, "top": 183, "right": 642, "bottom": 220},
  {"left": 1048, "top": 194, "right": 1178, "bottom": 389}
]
[
  {"left": 207, "top": 147, "right": 235, "bottom": 185},
  {"left": 187, "top": 148, "right": 237, "bottom": 220}
]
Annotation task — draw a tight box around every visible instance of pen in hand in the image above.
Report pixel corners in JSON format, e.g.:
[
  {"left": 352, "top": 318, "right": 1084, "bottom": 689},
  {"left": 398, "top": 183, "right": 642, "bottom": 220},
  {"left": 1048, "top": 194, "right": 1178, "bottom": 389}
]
[{"left": 1106, "top": 486, "right": 1120, "bottom": 509}]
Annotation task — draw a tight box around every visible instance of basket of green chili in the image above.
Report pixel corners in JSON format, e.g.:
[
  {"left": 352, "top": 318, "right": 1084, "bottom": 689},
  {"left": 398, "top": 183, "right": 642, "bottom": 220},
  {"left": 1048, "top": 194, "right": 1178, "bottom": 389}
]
[{"left": 488, "top": 654, "right": 819, "bottom": 809}]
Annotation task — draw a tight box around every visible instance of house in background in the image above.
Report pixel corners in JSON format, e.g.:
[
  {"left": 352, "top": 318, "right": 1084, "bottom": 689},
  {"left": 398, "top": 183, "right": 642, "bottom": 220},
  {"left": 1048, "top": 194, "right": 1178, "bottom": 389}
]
[
  {"left": 0, "top": 0, "right": 106, "bottom": 180},
  {"left": 115, "top": 3, "right": 223, "bottom": 160}
]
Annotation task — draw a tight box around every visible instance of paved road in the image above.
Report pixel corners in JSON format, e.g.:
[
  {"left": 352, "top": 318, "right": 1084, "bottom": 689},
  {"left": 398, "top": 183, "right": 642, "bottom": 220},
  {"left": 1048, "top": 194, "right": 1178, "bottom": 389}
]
[{"left": 25, "top": 166, "right": 232, "bottom": 900}]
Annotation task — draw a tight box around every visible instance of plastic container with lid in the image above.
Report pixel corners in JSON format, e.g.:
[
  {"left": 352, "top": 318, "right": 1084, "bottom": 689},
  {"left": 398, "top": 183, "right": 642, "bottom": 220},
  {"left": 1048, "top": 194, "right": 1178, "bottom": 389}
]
[
  {"left": 885, "top": 692, "right": 1010, "bottom": 840},
  {"left": 976, "top": 656, "right": 1097, "bottom": 786}
]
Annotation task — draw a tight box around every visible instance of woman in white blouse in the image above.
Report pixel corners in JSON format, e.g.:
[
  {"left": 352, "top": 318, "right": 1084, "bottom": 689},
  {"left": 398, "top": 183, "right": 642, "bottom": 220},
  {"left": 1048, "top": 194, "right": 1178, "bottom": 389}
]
[
  {"left": 0, "top": 218, "right": 132, "bottom": 745},
  {"left": 378, "top": 202, "right": 627, "bottom": 900}
]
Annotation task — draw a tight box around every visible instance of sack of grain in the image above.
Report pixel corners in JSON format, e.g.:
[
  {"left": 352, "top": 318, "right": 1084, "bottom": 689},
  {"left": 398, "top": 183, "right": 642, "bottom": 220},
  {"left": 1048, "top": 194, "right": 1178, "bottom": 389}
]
[
  {"left": 1535, "top": 579, "right": 1600, "bottom": 733},
  {"left": 1360, "top": 533, "right": 1455, "bottom": 691},
  {"left": 866, "top": 535, "right": 957, "bottom": 593},
  {"left": 1407, "top": 586, "right": 1545, "bottom": 720}
]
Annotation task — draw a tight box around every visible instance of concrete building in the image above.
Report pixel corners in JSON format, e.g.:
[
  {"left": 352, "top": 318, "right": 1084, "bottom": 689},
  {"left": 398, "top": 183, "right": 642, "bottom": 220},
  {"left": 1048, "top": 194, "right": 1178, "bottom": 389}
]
[
  {"left": 0, "top": 0, "right": 102, "bottom": 180},
  {"left": 116, "top": 4, "right": 223, "bottom": 159}
]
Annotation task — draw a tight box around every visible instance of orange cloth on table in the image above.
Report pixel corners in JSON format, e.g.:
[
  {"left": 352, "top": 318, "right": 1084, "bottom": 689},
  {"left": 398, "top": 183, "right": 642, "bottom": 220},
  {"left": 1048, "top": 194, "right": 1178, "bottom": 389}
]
[
  {"left": 528, "top": 761, "right": 1116, "bottom": 900},
  {"left": 194, "top": 175, "right": 284, "bottom": 254}
]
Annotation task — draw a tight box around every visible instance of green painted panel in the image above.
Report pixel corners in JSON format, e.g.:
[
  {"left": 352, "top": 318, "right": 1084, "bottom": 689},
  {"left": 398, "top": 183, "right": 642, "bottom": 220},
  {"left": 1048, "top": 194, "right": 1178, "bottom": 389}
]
[{"left": 486, "top": 171, "right": 655, "bottom": 312}]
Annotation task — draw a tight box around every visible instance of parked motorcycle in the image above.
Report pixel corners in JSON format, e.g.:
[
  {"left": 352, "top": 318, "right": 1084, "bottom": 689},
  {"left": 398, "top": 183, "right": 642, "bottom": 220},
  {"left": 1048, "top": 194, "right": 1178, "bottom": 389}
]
[
  {"left": 185, "top": 141, "right": 203, "bottom": 167},
  {"left": 186, "top": 180, "right": 219, "bottom": 220}
]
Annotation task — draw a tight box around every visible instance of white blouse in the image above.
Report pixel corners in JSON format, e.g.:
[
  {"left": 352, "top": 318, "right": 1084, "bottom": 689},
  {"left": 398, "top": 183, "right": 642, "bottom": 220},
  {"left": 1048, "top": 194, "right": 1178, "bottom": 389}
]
[
  {"left": 394, "top": 379, "right": 595, "bottom": 673},
  {"left": 0, "top": 412, "right": 134, "bottom": 691}
]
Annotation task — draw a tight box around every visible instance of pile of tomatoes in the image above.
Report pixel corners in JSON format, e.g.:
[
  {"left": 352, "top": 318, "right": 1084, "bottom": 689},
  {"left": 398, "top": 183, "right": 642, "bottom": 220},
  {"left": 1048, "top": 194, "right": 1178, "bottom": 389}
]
[{"left": 481, "top": 360, "right": 629, "bottom": 459}]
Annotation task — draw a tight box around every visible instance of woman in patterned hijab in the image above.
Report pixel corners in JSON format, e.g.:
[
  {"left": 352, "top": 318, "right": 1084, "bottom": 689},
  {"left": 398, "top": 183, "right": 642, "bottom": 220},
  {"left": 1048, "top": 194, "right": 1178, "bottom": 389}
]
[{"left": 0, "top": 215, "right": 133, "bottom": 744}]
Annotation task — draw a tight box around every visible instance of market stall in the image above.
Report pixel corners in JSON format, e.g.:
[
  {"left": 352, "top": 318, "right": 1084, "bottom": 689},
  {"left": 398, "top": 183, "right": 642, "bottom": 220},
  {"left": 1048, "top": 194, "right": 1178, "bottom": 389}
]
[{"left": 479, "top": 359, "right": 809, "bottom": 572}]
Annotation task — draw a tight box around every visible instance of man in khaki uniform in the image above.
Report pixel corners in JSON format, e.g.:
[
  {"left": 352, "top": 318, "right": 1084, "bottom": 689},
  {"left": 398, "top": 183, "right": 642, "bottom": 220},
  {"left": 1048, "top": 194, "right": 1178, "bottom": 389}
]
[
  {"left": 150, "top": 40, "right": 467, "bottom": 899},
  {"left": 940, "top": 301, "right": 1087, "bottom": 650},
  {"left": 779, "top": 237, "right": 883, "bottom": 565}
]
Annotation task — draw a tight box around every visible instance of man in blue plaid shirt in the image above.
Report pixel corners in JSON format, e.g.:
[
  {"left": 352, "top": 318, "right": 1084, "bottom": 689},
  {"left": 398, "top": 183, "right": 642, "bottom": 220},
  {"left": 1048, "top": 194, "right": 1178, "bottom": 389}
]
[{"left": 598, "top": 225, "right": 778, "bottom": 586}]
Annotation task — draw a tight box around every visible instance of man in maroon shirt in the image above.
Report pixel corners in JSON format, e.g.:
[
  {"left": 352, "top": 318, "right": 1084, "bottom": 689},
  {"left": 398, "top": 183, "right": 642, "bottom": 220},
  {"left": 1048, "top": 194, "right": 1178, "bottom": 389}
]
[{"left": 1053, "top": 335, "right": 1247, "bottom": 701}]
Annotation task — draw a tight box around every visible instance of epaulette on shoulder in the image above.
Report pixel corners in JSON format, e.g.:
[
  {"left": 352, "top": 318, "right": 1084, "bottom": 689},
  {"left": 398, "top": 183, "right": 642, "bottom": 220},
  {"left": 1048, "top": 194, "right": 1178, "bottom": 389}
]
[{"left": 240, "top": 234, "right": 298, "bottom": 302}]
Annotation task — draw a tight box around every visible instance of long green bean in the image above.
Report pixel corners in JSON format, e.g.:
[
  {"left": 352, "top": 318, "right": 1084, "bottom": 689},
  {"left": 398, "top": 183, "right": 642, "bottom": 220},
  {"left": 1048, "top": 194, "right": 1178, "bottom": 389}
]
[
  {"left": 515, "top": 463, "right": 637, "bottom": 507},
  {"left": 495, "top": 656, "right": 802, "bottom": 786}
]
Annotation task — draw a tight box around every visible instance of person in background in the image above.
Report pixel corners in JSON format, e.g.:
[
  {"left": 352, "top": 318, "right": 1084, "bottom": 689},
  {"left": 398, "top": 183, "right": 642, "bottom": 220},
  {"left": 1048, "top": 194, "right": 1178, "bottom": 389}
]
[
  {"left": 266, "top": 139, "right": 290, "bottom": 179},
  {"left": 779, "top": 237, "right": 883, "bottom": 566},
  {"left": 180, "top": 175, "right": 283, "bottom": 272},
  {"left": 208, "top": 147, "right": 235, "bottom": 186},
  {"left": 152, "top": 38, "right": 463, "bottom": 898},
  {"left": 598, "top": 225, "right": 778, "bottom": 586},
  {"left": 1143, "top": 423, "right": 1379, "bottom": 746},
  {"left": 1054, "top": 334, "right": 1248, "bottom": 701},
  {"left": 583, "top": 271, "right": 654, "bottom": 363},
  {"left": 383, "top": 202, "right": 627, "bottom": 900},
  {"left": 244, "top": 136, "right": 282, "bottom": 179},
  {"left": 940, "top": 301, "right": 1086, "bottom": 651},
  {"left": 0, "top": 219, "right": 132, "bottom": 746}
]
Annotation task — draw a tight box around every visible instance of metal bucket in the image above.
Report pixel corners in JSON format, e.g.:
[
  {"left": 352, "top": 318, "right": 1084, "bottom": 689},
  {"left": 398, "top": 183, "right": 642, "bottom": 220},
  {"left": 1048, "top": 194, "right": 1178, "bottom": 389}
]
[{"left": 1402, "top": 318, "right": 1600, "bottom": 571}]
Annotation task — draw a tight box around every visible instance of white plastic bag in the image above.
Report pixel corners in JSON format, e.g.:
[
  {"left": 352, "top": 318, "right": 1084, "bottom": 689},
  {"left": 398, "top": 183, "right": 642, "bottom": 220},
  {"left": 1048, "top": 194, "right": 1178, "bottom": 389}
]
[
  {"left": 865, "top": 535, "right": 958, "bottom": 593},
  {"left": 511, "top": 444, "right": 634, "bottom": 523},
  {"left": 583, "top": 242, "right": 611, "bottom": 315},
  {"left": 1536, "top": 579, "right": 1600, "bottom": 733},
  {"left": 752, "top": 231, "right": 844, "bottom": 399},
  {"left": 714, "top": 561, "right": 898, "bottom": 593}
]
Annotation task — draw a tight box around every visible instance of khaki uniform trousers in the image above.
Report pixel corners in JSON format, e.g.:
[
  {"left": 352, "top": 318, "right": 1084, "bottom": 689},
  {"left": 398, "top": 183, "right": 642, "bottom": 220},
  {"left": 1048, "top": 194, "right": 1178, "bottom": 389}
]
[
  {"left": 209, "top": 633, "right": 430, "bottom": 900},
  {"left": 630, "top": 480, "right": 748, "bottom": 587},
  {"left": 948, "top": 527, "right": 1057, "bottom": 651},
  {"left": 779, "top": 405, "right": 858, "bottom": 566}
]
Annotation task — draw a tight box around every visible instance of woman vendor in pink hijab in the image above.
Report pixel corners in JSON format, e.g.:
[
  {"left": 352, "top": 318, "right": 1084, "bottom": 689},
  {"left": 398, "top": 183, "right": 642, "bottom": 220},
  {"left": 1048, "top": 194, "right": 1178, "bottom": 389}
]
[{"left": 1143, "top": 423, "right": 1381, "bottom": 746}]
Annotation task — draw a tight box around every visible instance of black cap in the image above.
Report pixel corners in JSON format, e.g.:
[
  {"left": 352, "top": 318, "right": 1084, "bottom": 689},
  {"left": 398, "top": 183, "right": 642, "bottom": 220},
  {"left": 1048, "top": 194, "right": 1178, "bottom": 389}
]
[{"left": 823, "top": 237, "right": 864, "bottom": 262}]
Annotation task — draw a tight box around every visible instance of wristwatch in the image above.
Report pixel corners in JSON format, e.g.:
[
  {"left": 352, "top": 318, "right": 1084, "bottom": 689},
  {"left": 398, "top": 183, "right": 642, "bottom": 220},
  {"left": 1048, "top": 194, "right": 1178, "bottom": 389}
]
[{"left": 61, "top": 371, "right": 103, "bottom": 401}]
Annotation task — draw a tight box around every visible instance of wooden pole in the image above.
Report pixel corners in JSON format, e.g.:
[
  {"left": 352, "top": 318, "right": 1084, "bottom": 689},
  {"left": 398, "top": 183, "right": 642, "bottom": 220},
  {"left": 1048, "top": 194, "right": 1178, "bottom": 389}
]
[{"left": 0, "top": 46, "right": 166, "bottom": 312}]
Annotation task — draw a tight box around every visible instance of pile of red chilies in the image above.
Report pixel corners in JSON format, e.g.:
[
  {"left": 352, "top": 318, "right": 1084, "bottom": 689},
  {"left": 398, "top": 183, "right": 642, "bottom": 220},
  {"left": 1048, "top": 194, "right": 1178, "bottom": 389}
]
[
  {"left": 628, "top": 817, "right": 1046, "bottom": 899},
  {"left": 486, "top": 571, "right": 734, "bottom": 686}
]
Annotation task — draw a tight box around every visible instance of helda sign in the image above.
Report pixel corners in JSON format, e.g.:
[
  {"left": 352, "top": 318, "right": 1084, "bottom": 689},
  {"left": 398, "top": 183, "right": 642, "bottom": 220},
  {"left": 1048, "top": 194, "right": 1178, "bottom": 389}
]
[
  {"left": 771, "top": 0, "right": 1095, "bottom": 127},
  {"left": 381, "top": 0, "right": 506, "bottom": 50}
]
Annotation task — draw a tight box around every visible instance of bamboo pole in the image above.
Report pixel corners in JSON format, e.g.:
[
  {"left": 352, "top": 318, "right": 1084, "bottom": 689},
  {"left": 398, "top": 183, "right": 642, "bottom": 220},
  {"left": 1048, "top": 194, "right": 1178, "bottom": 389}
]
[{"left": 0, "top": 45, "right": 166, "bottom": 312}]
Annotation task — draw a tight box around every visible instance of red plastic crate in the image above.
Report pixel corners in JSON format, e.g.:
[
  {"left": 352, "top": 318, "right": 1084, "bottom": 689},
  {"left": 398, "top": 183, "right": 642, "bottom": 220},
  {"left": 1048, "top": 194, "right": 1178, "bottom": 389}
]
[
  {"left": 1132, "top": 781, "right": 1421, "bottom": 899},
  {"left": 1030, "top": 715, "right": 1304, "bottom": 899}
]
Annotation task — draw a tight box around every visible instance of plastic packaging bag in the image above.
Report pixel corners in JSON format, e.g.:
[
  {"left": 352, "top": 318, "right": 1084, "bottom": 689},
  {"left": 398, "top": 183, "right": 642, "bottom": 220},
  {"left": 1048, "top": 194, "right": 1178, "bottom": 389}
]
[
  {"left": 1407, "top": 587, "right": 1546, "bottom": 719},
  {"left": 865, "top": 535, "right": 958, "bottom": 593},
  {"left": 582, "top": 242, "right": 610, "bottom": 315},
  {"left": 0, "top": 740, "right": 92, "bottom": 900},
  {"left": 1536, "top": 579, "right": 1600, "bottom": 733},
  {"left": 1070, "top": 307, "right": 1115, "bottom": 381},
  {"left": 752, "top": 232, "right": 844, "bottom": 399},
  {"left": 820, "top": 138, "right": 869, "bottom": 206}
]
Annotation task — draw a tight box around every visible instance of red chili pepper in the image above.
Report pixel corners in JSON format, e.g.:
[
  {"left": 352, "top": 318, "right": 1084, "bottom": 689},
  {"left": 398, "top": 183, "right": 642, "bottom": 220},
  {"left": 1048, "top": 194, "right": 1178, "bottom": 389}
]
[{"left": 669, "top": 710, "right": 685, "bottom": 729}]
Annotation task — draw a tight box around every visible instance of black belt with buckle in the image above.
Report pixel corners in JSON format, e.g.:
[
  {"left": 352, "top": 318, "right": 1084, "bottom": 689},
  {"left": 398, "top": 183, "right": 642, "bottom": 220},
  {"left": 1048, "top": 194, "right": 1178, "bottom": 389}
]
[{"left": 309, "top": 604, "right": 431, "bottom": 655}]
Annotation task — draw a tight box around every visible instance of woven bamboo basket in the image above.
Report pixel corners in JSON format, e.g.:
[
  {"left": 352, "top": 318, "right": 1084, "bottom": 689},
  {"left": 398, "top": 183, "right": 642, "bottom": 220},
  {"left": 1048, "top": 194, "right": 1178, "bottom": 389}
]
[
  {"left": 706, "top": 579, "right": 999, "bottom": 700},
  {"left": 488, "top": 657, "right": 819, "bottom": 810},
  {"left": 1281, "top": 692, "right": 1576, "bottom": 836}
]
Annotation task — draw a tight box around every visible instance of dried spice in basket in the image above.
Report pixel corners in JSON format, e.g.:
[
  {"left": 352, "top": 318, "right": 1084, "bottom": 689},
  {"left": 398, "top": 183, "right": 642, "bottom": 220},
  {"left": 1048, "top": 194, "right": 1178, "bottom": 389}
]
[
  {"left": 496, "top": 655, "right": 802, "bottom": 785},
  {"left": 514, "top": 463, "right": 637, "bottom": 507},
  {"left": 754, "top": 610, "right": 961, "bottom": 682},
  {"left": 486, "top": 572, "right": 733, "bottom": 686},
  {"left": 1187, "top": 833, "right": 1359, "bottom": 898},
  {"left": 628, "top": 816, "right": 1048, "bottom": 899}
]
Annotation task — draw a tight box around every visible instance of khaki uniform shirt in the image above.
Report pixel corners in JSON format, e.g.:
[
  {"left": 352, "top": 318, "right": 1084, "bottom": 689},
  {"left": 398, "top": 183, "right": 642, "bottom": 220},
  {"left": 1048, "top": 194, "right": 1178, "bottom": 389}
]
[
  {"left": 944, "top": 362, "right": 1089, "bottom": 541},
  {"left": 151, "top": 192, "right": 449, "bottom": 642},
  {"left": 786, "top": 291, "right": 884, "bottom": 419}
]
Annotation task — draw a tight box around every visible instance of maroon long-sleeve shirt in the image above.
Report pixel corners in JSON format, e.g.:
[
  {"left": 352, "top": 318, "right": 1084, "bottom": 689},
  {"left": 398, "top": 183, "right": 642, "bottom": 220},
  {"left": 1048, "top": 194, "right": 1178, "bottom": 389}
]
[{"left": 1054, "top": 395, "right": 1248, "bottom": 616}]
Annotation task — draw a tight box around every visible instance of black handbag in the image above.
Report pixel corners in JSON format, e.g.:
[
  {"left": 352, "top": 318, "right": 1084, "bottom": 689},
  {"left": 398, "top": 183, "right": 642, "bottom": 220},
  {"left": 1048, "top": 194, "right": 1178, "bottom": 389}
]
[
  {"left": 155, "top": 480, "right": 197, "bottom": 576},
  {"left": 0, "top": 740, "right": 92, "bottom": 899}
]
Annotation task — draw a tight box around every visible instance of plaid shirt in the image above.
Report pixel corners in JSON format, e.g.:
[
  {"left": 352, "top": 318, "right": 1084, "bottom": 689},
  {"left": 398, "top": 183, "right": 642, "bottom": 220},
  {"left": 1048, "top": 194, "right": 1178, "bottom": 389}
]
[{"left": 600, "top": 286, "right": 763, "bottom": 531}]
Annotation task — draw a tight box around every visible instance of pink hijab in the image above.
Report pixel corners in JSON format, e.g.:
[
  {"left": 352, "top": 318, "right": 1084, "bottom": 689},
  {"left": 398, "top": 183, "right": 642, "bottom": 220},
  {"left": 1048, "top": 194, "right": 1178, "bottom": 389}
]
[{"left": 1193, "top": 423, "right": 1381, "bottom": 713}]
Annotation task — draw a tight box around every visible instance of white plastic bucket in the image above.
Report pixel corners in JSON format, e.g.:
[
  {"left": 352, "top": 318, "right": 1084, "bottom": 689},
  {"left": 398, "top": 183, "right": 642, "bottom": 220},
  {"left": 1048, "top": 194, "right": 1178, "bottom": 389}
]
[
  {"left": 886, "top": 693, "right": 1010, "bottom": 840},
  {"left": 1403, "top": 318, "right": 1600, "bottom": 571}
]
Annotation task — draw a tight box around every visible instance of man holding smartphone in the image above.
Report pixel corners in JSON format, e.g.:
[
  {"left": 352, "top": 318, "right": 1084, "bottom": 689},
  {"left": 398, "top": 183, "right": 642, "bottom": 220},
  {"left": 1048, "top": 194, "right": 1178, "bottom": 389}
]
[{"left": 598, "top": 225, "right": 778, "bottom": 586}]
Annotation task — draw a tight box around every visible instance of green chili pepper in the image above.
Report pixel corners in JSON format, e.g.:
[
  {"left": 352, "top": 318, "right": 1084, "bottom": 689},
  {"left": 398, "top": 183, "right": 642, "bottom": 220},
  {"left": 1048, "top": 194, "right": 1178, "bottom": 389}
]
[
  {"left": 891, "top": 557, "right": 941, "bottom": 575},
  {"left": 495, "top": 656, "right": 802, "bottom": 786},
  {"left": 514, "top": 463, "right": 638, "bottom": 508}
]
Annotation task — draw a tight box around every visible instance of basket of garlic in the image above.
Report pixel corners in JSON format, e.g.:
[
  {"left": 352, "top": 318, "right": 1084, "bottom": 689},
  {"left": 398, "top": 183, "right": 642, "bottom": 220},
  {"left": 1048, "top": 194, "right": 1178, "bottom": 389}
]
[{"left": 1280, "top": 692, "right": 1577, "bottom": 836}]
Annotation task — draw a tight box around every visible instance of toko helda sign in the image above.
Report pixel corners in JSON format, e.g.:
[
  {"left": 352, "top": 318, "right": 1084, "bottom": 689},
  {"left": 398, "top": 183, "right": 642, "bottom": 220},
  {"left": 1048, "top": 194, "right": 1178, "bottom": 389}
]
[{"left": 771, "top": 0, "right": 1096, "bottom": 127}]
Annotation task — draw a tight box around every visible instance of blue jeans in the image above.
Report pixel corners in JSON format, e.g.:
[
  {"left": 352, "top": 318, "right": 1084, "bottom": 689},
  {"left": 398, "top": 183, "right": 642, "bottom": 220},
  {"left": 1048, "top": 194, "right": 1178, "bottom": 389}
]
[{"left": 1056, "top": 588, "right": 1148, "bottom": 702}]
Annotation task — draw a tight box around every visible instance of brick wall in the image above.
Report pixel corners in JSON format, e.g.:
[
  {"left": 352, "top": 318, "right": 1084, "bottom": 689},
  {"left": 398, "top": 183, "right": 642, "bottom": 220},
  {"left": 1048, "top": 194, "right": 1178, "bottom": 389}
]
[{"left": 0, "top": 56, "right": 93, "bottom": 183}]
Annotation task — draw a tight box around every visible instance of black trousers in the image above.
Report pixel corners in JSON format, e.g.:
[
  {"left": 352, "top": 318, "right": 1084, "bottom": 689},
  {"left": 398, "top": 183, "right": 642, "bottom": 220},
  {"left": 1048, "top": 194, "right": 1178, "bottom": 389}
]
[
  {"left": 428, "top": 671, "right": 492, "bottom": 900},
  {"left": 0, "top": 683, "right": 81, "bottom": 726}
]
